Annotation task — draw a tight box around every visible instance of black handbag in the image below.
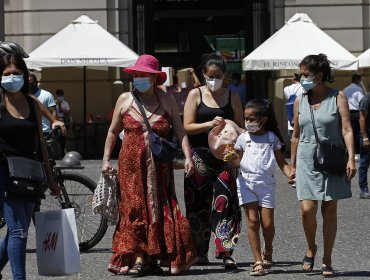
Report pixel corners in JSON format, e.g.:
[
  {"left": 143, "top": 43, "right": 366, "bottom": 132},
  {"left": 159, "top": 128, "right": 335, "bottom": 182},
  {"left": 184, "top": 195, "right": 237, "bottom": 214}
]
[
  {"left": 45, "top": 127, "right": 63, "bottom": 160},
  {"left": 132, "top": 92, "right": 178, "bottom": 163},
  {"left": 6, "top": 156, "right": 47, "bottom": 198},
  {"left": 308, "top": 94, "right": 348, "bottom": 175}
]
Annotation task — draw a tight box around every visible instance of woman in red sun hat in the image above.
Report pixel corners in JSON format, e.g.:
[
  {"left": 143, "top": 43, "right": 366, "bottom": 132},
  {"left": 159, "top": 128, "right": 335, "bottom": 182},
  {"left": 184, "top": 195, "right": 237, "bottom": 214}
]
[{"left": 102, "top": 54, "right": 197, "bottom": 276}]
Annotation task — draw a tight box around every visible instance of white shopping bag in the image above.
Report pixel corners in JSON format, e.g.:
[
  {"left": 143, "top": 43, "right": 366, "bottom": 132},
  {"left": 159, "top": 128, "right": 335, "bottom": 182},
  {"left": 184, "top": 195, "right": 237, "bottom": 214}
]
[{"left": 35, "top": 208, "right": 81, "bottom": 276}]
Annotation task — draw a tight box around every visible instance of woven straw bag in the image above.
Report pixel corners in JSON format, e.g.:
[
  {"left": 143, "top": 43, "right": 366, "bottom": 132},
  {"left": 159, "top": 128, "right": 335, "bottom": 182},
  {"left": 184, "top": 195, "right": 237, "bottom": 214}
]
[{"left": 92, "top": 169, "right": 119, "bottom": 225}]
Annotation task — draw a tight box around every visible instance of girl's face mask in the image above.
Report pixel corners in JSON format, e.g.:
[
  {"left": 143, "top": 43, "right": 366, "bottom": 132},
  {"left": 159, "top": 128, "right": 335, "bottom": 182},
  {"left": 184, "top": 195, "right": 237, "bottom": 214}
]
[{"left": 245, "top": 121, "right": 262, "bottom": 133}]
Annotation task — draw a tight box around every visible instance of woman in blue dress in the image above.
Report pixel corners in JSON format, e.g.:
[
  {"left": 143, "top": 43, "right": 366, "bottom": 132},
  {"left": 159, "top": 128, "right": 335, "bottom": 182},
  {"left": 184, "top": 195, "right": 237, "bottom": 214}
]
[{"left": 290, "top": 54, "right": 356, "bottom": 277}]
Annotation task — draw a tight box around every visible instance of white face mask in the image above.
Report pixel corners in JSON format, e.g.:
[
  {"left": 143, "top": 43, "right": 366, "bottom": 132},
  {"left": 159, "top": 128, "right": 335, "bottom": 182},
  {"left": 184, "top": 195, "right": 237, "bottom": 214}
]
[
  {"left": 245, "top": 121, "right": 261, "bottom": 133},
  {"left": 205, "top": 76, "right": 223, "bottom": 91}
]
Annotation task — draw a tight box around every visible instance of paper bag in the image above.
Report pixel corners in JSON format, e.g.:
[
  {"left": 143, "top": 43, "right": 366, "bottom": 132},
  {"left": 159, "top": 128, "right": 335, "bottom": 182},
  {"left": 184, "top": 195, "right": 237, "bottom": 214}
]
[{"left": 35, "top": 208, "right": 81, "bottom": 276}]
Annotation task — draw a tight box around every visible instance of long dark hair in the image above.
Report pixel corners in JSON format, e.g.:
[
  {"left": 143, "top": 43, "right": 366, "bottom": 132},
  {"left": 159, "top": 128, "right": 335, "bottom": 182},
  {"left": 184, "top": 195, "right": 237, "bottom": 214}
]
[
  {"left": 245, "top": 98, "right": 285, "bottom": 150},
  {"left": 0, "top": 53, "right": 29, "bottom": 119}
]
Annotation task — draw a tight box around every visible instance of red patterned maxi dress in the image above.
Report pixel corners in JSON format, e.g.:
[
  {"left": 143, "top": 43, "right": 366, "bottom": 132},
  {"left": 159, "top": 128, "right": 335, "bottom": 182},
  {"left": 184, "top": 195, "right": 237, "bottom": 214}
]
[{"left": 109, "top": 102, "right": 197, "bottom": 273}]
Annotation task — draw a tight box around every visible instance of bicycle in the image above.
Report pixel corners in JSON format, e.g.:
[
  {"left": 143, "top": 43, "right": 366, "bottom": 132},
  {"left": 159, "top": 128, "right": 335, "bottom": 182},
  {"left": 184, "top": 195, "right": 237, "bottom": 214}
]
[
  {"left": 0, "top": 128, "right": 108, "bottom": 252},
  {"left": 39, "top": 160, "right": 108, "bottom": 252}
]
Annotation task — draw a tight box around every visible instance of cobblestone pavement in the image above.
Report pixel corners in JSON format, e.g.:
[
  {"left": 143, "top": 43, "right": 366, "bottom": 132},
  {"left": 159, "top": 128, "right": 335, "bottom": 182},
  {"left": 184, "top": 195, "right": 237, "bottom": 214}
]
[{"left": 1, "top": 160, "right": 370, "bottom": 279}]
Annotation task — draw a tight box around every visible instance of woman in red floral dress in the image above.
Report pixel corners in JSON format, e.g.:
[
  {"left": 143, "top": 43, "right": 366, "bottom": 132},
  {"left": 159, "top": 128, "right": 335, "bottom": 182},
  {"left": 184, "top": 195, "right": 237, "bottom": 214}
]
[{"left": 102, "top": 54, "right": 197, "bottom": 276}]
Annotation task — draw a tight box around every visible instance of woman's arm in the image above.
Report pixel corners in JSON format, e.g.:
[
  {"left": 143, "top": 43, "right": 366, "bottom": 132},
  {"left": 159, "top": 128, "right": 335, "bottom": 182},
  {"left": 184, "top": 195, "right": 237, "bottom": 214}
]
[
  {"left": 33, "top": 99, "right": 60, "bottom": 195},
  {"left": 337, "top": 91, "right": 356, "bottom": 179},
  {"left": 359, "top": 110, "right": 370, "bottom": 149},
  {"left": 290, "top": 96, "right": 301, "bottom": 168},
  {"left": 231, "top": 91, "right": 244, "bottom": 127},
  {"left": 275, "top": 149, "right": 291, "bottom": 176},
  {"left": 183, "top": 88, "right": 224, "bottom": 135},
  {"left": 165, "top": 94, "right": 194, "bottom": 177},
  {"left": 101, "top": 92, "right": 130, "bottom": 173}
]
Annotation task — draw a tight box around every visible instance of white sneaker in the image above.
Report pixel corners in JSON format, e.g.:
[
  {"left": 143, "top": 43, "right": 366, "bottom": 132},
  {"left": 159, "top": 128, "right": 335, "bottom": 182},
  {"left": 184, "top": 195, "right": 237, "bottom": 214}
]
[{"left": 360, "top": 191, "right": 370, "bottom": 199}]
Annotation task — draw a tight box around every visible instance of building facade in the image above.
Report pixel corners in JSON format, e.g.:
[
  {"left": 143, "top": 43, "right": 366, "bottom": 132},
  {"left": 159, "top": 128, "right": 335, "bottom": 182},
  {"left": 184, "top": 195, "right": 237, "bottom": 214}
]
[{"left": 1, "top": 0, "right": 370, "bottom": 150}]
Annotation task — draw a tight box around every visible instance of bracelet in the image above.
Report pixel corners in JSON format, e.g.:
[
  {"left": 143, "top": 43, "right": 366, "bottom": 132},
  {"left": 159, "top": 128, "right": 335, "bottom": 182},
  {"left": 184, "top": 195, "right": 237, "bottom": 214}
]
[{"left": 363, "top": 138, "right": 369, "bottom": 141}]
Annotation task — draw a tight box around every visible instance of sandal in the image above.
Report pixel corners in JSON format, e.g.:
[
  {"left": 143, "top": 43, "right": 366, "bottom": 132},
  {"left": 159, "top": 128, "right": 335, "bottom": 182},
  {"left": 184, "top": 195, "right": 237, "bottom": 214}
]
[
  {"left": 261, "top": 247, "right": 273, "bottom": 270},
  {"left": 250, "top": 261, "right": 267, "bottom": 276},
  {"left": 127, "top": 262, "right": 144, "bottom": 277},
  {"left": 302, "top": 245, "right": 317, "bottom": 272},
  {"left": 223, "top": 256, "right": 237, "bottom": 270},
  {"left": 108, "top": 264, "right": 129, "bottom": 275},
  {"left": 322, "top": 264, "right": 335, "bottom": 278}
]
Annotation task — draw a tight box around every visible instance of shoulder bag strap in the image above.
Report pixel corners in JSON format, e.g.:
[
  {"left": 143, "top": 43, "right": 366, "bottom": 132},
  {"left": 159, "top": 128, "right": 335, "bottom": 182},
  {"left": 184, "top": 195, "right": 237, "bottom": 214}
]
[
  {"left": 132, "top": 92, "right": 154, "bottom": 134},
  {"left": 308, "top": 94, "right": 320, "bottom": 145}
]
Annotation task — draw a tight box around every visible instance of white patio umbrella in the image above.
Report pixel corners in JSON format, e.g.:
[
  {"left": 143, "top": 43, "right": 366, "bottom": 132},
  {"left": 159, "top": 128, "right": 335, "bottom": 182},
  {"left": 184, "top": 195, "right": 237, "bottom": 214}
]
[
  {"left": 26, "top": 15, "right": 138, "bottom": 69},
  {"left": 25, "top": 15, "right": 138, "bottom": 153},
  {"left": 243, "top": 13, "right": 358, "bottom": 71},
  {"left": 357, "top": 48, "right": 370, "bottom": 68},
  {"left": 25, "top": 15, "right": 138, "bottom": 122}
]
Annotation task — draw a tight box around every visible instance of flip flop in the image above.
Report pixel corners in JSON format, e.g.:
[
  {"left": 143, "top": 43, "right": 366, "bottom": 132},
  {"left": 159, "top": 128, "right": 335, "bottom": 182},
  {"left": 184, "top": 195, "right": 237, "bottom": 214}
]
[
  {"left": 302, "top": 245, "right": 317, "bottom": 271},
  {"left": 322, "top": 264, "right": 335, "bottom": 278}
]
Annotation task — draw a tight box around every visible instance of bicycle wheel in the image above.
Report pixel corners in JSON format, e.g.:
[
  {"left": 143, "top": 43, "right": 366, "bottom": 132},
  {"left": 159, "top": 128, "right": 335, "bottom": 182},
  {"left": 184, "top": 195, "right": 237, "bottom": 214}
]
[{"left": 40, "top": 172, "right": 108, "bottom": 252}]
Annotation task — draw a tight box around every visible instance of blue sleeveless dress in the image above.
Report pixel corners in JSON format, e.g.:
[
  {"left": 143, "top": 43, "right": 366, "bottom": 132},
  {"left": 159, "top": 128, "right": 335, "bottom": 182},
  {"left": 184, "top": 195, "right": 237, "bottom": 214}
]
[{"left": 296, "top": 89, "right": 352, "bottom": 201}]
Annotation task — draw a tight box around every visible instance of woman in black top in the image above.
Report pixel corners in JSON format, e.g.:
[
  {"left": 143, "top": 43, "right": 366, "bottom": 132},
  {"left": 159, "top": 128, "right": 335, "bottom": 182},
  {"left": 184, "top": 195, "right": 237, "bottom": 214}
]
[
  {"left": 183, "top": 54, "right": 244, "bottom": 268},
  {"left": 0, "top": 53, "right": 59, "bottom": 279}
]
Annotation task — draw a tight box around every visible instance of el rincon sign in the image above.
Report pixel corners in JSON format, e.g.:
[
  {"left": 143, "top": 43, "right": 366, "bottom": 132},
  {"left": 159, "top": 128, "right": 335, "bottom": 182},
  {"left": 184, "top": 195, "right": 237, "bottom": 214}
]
[
  {"left": 60, "top": 58, "right": 109, "bottom": 65},
  {"left": 261, "top": 60, "right": 339, "bottom": 68}
]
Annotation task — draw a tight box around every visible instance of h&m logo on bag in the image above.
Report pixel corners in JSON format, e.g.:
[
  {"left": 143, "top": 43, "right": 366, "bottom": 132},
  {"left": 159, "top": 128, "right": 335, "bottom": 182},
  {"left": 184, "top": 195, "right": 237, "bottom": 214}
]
[{"left": 42, "top": 232, "right": 58, "bottom": 251}]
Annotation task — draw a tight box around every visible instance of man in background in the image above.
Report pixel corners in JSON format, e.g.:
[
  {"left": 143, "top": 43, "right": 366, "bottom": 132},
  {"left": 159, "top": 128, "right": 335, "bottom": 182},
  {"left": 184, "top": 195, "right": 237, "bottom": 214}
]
[
  {"left": 29, "top": 74, "right": 58, "bottom": 135},
  {"left": 55, "top": 89, "right": 71, "bottom": 128},
  {"left": 343, "top": 74, "right": 365, "bottom": 155},
  {"left": 284, "top": 73, "right": 304, "bottom": 139},
  {"left": 228, "top": 72, "right": 246, "bottom": 108},
  {"left": 358, "top": 89, "right": 370, "bottom": 199},
  {"left": 55, "top": 89, "right": 71, "bottom": 156}
]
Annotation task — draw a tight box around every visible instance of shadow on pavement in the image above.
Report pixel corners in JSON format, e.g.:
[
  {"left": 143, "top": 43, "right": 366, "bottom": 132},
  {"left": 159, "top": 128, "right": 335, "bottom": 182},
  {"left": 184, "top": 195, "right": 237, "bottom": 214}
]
[
  {"left": 81, "top": 248, "right": 111, "bottom": 253},
  {"left": 335, "top": 271, "right": 370, "bottom": 277}
]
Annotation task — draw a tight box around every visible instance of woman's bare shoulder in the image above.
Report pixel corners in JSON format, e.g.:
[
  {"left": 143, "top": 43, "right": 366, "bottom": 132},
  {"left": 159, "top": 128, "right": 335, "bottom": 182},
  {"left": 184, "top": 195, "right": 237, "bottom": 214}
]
[{"left": 116, "top": 92, "right": 133, "bottom": 114}]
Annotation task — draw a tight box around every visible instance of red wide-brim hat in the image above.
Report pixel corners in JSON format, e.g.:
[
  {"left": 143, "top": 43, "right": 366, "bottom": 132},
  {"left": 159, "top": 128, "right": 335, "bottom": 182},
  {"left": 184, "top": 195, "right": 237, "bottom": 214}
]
[{"left": 123, "top": 54, "right": 167, "bottom": 85}]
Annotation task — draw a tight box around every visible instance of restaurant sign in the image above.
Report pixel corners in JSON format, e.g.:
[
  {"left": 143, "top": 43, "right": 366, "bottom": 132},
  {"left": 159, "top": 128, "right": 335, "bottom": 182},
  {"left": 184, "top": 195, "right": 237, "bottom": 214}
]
[{"left": 60, "top": 58, "right": 109, "bottom": 65}]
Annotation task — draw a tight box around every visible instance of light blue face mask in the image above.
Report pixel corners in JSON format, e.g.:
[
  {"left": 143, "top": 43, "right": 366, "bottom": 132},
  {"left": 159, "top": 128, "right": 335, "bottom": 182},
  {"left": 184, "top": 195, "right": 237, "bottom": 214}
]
[
  {"left": 300, "top": 74, "right": 318, "bottom": 91},
  {"left": 133, "top": 77, "right": 152, "bottom": 93},
  {"left": 1, "top": 74, "right": 24, "bottom": 93}
]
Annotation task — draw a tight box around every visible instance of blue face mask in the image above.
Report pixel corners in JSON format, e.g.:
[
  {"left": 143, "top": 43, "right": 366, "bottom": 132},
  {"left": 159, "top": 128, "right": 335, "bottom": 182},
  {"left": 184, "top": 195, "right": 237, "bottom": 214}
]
[
  {"left": 133, "top": 77, "right": 152, "bottom": 93},
  {"left": 300, "top": 74, "right": 318, "bottom": 91},
  {"left": 1, "top": 74, "right": 24, "bottom": 93}
]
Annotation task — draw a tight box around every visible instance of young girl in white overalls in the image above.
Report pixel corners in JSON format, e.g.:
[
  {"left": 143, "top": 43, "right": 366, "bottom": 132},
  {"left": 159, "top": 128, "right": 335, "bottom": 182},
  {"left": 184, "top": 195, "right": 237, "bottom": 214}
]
[{"left": 227, "top": 99, "right": 293, "bottom": 276}]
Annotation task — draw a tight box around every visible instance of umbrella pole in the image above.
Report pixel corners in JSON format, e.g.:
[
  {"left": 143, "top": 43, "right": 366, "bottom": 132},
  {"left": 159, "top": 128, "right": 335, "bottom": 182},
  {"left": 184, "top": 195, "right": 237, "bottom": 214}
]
[{"left": 83, "top": 66, "right": 87, "bottom": 156}]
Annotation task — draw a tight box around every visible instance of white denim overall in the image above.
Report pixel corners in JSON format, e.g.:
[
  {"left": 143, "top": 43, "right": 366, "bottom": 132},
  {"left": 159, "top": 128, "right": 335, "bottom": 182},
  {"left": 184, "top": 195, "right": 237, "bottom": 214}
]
[{"left": 236, "top": 131, "right": 278, "bottom": 208}]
